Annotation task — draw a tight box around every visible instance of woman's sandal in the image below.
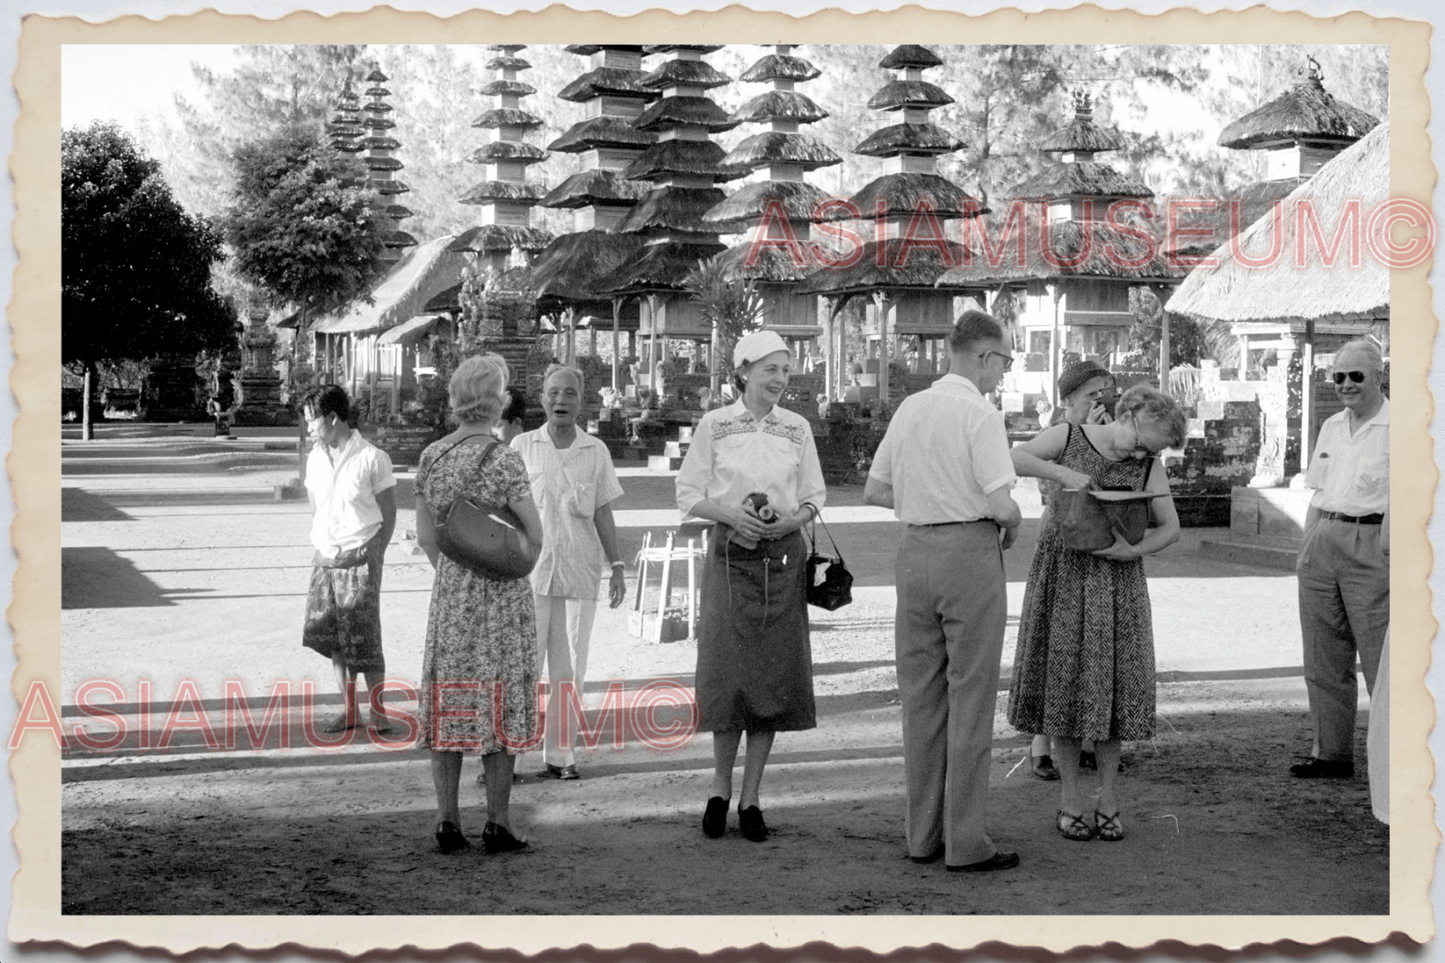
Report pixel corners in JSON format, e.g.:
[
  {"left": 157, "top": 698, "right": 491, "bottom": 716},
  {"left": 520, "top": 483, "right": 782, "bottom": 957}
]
[
  {"left": 1056, "top": 810, "right": 1096, "bottom": 841},
  {"left": 1094, "top": 810, "right": 1125, "bottom": 842}
]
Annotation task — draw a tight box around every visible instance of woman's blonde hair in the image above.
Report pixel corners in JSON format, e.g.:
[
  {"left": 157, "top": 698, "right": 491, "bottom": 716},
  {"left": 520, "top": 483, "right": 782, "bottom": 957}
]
[
  {"left": 449, "top": 353, "right": 510, "bottom": 425},
  {"left": 1115, "top": 384, "right": 1187, "bottom": 449}
]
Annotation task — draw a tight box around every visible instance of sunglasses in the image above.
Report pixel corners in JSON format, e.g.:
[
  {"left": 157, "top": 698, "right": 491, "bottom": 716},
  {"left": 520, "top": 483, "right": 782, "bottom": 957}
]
[
  {"left": 1332, "top": 371, "right": 1367, "bottom": 385},
  {"left": 978, "top": 350, "right": 1014, "bottom": 371}
]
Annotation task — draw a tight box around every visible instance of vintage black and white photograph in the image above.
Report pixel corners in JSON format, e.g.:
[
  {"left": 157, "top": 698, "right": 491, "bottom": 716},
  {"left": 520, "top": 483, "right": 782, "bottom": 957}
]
[{"left": 50, "top": 31, "right": 1410, "bottom": 925}]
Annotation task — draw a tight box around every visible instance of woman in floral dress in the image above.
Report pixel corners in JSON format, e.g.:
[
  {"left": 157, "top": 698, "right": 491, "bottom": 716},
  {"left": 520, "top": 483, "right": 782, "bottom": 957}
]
[
  {"left": 1007, "top": 385, "right": 1184, "bottom": 843},
  {"left": 415, "top": 354, "right": 543, "bottom": 855}
]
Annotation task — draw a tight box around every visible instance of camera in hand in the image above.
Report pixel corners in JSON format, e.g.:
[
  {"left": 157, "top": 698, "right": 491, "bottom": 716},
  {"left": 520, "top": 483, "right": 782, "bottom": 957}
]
[{"left": 743, "top": 492, "right": 778, "bottom": 523}]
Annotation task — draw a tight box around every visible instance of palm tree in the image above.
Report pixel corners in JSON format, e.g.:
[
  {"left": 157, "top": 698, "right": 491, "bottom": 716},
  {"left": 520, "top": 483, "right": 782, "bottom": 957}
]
[{"left": 682, "top": 255, "right": 767, "bottom": 401}]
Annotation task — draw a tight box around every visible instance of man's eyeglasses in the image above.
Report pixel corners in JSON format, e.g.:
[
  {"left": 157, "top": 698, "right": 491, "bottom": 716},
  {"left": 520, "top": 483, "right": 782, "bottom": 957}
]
[
  {"left": 978, "top": 350, "right": 1014, "bottom": 371},
  {"left": 1332, "top": 370, "right": 1367, "bottom": 385}
]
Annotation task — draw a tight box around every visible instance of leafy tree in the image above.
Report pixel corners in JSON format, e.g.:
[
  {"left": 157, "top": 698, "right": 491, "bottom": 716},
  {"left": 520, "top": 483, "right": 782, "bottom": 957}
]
[
  {"left": 683, "top": 255, "right": 766, "bottom": 400},
  {"left": 223, "top": 121, "right": 389, "bottom": 357},
  {"left": 62, "top": 121, "right": 235, "bottom": 437}
]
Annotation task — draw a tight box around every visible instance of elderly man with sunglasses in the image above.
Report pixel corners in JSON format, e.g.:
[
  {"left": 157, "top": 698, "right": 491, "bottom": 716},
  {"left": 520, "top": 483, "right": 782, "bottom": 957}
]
[{"left": 1291, "top": 339, "right": 1389, "bottom": 780}]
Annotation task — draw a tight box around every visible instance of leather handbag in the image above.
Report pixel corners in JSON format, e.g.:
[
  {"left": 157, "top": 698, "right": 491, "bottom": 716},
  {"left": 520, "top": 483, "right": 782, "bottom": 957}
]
[
  {"left": 431, "top": 439, "right": 536, "bottom": 581},
  {"left": 1055, "top": 487, "right": 1163, "bottom": 553},
  {"left": 805, "top": 515, "right": 854, "bottom": 611}
]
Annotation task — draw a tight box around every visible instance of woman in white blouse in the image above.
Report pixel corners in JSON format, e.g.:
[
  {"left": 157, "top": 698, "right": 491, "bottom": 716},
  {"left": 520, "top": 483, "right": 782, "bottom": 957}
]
[{"left": 675, "top": 330, "right": 827, "bottom": 844}]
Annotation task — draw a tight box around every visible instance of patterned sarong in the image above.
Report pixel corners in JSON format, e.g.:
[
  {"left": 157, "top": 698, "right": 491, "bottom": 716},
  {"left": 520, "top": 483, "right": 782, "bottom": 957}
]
[{"left": 302, "top": 537, "right": 385, "bottom": 673}]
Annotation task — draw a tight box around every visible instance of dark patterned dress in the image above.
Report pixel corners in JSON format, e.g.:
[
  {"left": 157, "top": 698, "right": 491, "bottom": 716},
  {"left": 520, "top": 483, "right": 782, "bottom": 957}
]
[
  {"left": 417, "top": 439, "right": 538, "bottom": 754},
  {"left": 1008, "top": 424, "right": 1157, "bottom": 742}
]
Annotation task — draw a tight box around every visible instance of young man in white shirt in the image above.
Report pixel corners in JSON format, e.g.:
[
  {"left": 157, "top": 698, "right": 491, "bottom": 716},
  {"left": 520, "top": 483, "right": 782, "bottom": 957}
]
[
  {"left": 1291, "top": 340, "right": 1390, "bottom": 779},
  {"left": 301, "top": 385, "right": 397, "bottom": 734},
  {"left": 865, "top": 310, "right": 1022, "bottom": 873},
  {"left": 512, "top": 365, "right": 627, "bottom": 779}
]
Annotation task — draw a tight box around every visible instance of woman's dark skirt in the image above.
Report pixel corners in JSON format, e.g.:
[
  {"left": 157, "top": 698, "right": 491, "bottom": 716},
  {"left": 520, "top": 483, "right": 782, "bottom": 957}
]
[{"left": 695, "top": 526, "right": 816, "bottom": 732}]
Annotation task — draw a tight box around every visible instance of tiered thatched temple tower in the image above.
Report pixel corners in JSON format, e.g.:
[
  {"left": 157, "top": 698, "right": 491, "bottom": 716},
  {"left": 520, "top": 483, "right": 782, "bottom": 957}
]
[
  {"left": 703, "top": 44, "right": 840, "bottom": 390},
  {"left": 594, "top": 45, "right": 742, "bottom": 402},
  {"left": 360, "top": 69, "right": 417, "bottom": 262},
  {"left": 801, "top": 44, "right": 983, "bottom": 408},
  {"left": 531, "top": 45, "right": 658, "bottom": 386}
]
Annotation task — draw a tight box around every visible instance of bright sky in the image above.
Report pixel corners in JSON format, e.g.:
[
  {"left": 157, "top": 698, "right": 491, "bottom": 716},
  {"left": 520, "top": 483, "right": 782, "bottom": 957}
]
[{"left": 61, "top": 45, "right": 237, "bottom": 130}]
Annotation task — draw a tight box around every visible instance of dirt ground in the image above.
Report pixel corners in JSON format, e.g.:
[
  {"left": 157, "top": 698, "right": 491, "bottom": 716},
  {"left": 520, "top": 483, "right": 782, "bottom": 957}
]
[{"left": 59, "top": 427, "right": 1389, "bottom": 916}]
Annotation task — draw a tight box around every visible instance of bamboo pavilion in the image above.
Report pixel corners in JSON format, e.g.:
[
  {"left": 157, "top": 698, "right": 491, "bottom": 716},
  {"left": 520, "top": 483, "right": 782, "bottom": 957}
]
[{"left": 800, "top": 44, "right": 985, "bottom": 408}]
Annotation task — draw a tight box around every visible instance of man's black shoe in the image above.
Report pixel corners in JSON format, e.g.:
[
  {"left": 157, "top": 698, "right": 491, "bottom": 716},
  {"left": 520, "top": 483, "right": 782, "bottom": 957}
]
[
  {"left": 946, "top": 851, "right": 1020, "bottom": 873},
  {"left": 1289, "top": 757, "right": 1354, "bottom": 779}
]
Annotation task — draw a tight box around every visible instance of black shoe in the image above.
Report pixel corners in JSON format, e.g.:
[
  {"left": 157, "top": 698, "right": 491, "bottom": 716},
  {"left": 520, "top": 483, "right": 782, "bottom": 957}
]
[
  {"left": 1290, "top": 757, "right": 1354, "bottom": 779},
  {"left": 702, "top": 796, "right": 729, "bottom": 838},
  {"left": 1079, "top": 750, "right": 1097, "bottom": 770},
  {"left": 738, "top": 804, "right": 769, "bottom": 842},
  {"left": 910, "top": 844, "right": 946, "bottom": 864},
  {"left": 947, "top": 851, "right": 1020, "bottom": 873},
  {"left": 1030, "top": 754, "right": 1060, "bottom": 781},
  {"left": 481, "top": 822, "right": 528, "bottom": 854},
  {"left": 435, "top": 821, "right": 469, "bottom": 854}
]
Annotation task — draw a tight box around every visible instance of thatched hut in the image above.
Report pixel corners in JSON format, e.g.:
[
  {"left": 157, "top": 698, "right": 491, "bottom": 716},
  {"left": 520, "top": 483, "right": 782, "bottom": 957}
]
[
  {"left": 529, "top": 45, "right": 658, "bottom": 387},
  {"left": 593, "top": 45, "right": 740, "bottom": 399},
  {"left": 702, "top": 44, "right": 841, "bottom": 397},
  {"left": 798, "top": 44, "right": 986, "bottom": 408},
  {"left": 937, "top": 88, "right": 1184, "bottom": 406},
  {"left": 1167, "top": 120, "right": 1388, "bottom": 475}
]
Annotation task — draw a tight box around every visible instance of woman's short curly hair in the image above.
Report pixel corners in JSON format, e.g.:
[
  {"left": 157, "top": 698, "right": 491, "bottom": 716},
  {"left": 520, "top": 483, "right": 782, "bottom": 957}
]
[
  {"left": 449, "top": 354, "right": 510, "bottom": 425},
  {"left": 1115, "top": 384, "right": 1187, "bottom": 449}
]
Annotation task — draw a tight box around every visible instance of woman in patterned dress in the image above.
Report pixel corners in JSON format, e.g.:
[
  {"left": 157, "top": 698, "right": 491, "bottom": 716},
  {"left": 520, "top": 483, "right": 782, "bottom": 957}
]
[
  {"left": 415, "top": 354, "right": 544, "bottom": 855},
  {"left": 675, "top": 330, "right": 826, "bottom": 844},
  {"left": 1007, "top": 385, "right": 1185, "bottom": 842}
]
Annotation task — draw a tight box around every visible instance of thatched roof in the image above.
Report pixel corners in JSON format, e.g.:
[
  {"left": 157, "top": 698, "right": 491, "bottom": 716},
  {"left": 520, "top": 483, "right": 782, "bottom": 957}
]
[
  {"left": 622, "top": 139, "right": 744, "bottom": 182},
  {"left": 643, "top": 44, "right": 723, "bottom": 55},
  {"left": 365, "top": 85, "right": 391, "bottom": 97},
  {"left": 740, "top": 54, "right": 821, "bottom": 84},
  {"left": 879, "top": 45, "right": 944, "bottom": 70},
  {"left": 721, "top": 131, "right": 841, "bottom": 172},
  {"left": 612, "top": 185, "right": 729, "bottom": 234},
  {"left": 539, "top": 169, "right": 652, "bottom": 209},
  {"left": 593, "top": 239, "right": 728, "bottom": 296},
  {"left": 701, "top": 180, "right": 833, "bottom": 230},
  {"left": 547, "top": 116, "right": 654, "bottom": 153},
  {"left": 457, "top": 180, "right": 546, "bottom": 205},
  {"left": 731, "top": 90, "right": 828, "bottom": 125},
  {"left": 565, "top": 44, "right": 645, "bottom": 56},
  {"left": 1168, "top": 122, "right": 1388, "bottom": 323},
  {"left": 634, "top": 95, "right": 740, "bottom": 134},
  {"left": 423, "top": 283, "right": 462, "bottom": 314},
  {"left": 371, "top": 178, "right": 410, "bottom": 196},
  {"left": 366, "top": 69, "right": 388, "bottom": 83},
  {"left": 867, "top": 80, "right": 953, "bottom": 112},
  {"left": 479, "top": 79, "right": 536, "bottom": 98},
  {"left": 1008, "top": 161, "right": 1153, "bottom": 200},
  {"left": 468, "top": 141, "right": 547, "bottom": 165},
  {"left": 383, "top": 203, "right": 413, "bottom": 220},
  {"left": 557, "top": 67, "right": 659, "bottom": 103},
  {"left": 799, "top": 238, "right": 977, "bottom": 295},
  {"left": 447, "top": 224, "right": 554, "bottom": 254},
  {"left": 1159, "top": 179, "right": 1309, "bottom": 257},
  {"left": 824, "top": 172, "right": 984, "bottom": 220},
  {"left": 364, "top": 155, "right": 404, "bottom": 172},
  {"left": 936, "top": 211, "right": 1186, "bottom": 286},
  {"left": 531, "top": 230, "right": 648, "bottom": 303},
  {"left": 1218, "top": 72, "right": 1381, "bottom": 150},
  {"left": 315, "top": 235, "right": 468, "bottom": 336},
  {"left": 474, "top": 108, "right": 543, "bottom": 130},
  {"left": 383, "top": 230, "right": 418, "bottom": 249},
  {"left": 486, "top": 44, "right": 524, "bottom": 54},
  {"left": 855, "top": 123, "right": 965, "bottom": 158},
  {"left": 363, "top": 135, "right": 400, "bottom": 151},
  {"left": 715, "top": 237, "right": 818, "bottom": 282},
  {"left": 1038, "top": 116, "right": 1124, "bottom": 154},
  {"left": 642, "top": 59, "right": 731, "bottom": 91},
  {"left": 485, "top": 55, "right": 531, "bottom": 71}
]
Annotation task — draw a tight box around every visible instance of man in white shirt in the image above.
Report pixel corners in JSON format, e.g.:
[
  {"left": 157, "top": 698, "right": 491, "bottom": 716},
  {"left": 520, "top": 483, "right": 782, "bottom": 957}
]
[
  {"left": 864, "top": 310, "right": 1023, "bottom": 873},
  {"left": 513, "top": 365, "right": 627, "bottom": 779},
  {"left": 1291, "top": 340, "right": 1390, "bottom": 779},
  {"left": 301, "top": 385, "right": 397, "bottom": 734}
]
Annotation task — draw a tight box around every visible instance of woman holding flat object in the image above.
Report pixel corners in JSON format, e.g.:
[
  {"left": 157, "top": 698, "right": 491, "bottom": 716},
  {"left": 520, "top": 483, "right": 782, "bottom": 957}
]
[
  {"left": 1007, "top": 385, "right": 1184, "bottom": 842},
  {"left": 1028, "top": 359, "right": 1115, "bottom": 780},
  {"left": 415, "top": 354, "right": 544, "bottom": 856},
  {"left": 674, "top": 330, "right": 826, "bottom": 843}
]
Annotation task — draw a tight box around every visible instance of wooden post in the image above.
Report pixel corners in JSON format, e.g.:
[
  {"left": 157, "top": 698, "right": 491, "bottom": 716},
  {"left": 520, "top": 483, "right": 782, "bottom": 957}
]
[
  {"left": 611, "top": 299, "right": 622, "bottom": 393},
  {"left": 686, "top": 534, "right": 698, "bottom": 640},
  {"left": 1048, "top": 284, "right": 1061, "bottom": 408},
  {"left": 81, "top": 364, "right": 93, "bottom": 441},
  {"left": 656, "top": 531, "right": 675, "bottom": 643},
  {"left": 647, "top": 296, "right": 660, "bottom": 398},
  {"left": 1158, "top": 305, "right": 1171, "bottom": 391},
  {"left": 629, "top": 531, "right": 651, "bottom": 638},
  {"left": 1300, "top": 320, "right": 1316, "bottom": 472},
  {"left": 875, "top": 292, "right": 890, "bottom": 410}
]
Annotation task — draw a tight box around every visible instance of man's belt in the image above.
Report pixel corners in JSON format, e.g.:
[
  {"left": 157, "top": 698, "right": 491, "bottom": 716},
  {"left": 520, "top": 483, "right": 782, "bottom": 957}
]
[{"left": 1319, "top": 510, "right": 1384, "bottom": 525}]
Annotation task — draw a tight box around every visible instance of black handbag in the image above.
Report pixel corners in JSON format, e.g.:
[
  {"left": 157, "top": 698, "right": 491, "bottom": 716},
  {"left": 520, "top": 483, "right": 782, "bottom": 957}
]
[
  {"left": 805, "top": 515, "right": 853, "bottom": 611},
  {"left": 431, "top": 439, "right": 536, "bottom": 581}
]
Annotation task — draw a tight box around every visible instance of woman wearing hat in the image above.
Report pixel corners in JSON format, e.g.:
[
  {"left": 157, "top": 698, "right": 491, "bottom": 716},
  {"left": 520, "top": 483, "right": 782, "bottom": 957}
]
[
  {"left": 1026, "top": 359, "right": 1115, "bottom": 780},
  {"left": 675, "top": 330, "right": 827, "bottom": 843}
]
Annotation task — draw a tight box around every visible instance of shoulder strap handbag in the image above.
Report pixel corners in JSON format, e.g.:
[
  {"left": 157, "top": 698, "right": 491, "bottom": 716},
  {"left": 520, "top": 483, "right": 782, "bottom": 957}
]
[
  {"left": 1055, "top": 456, "right": 1165, "bottom": 552},
  {"left": 429, "top": 438, "right": 536, "bottom": 581},
  {"left": 805, "top": 514, "right": 854, "bottom": 611}
]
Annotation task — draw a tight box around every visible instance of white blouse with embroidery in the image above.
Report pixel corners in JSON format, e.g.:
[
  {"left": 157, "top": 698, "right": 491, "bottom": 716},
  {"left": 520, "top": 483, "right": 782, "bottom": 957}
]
[{"left": 675, "top": 400, "right": 826, "bottom": 522}]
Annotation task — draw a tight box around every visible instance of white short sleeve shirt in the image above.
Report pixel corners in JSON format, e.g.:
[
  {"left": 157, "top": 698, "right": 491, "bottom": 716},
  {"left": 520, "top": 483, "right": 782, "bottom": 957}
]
[
  {"left": 1304, "top": 398, "right": 1389, "bottom": 516},
  {"left": 305, "top": 430, "right": 396, "bottom": 557}
]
